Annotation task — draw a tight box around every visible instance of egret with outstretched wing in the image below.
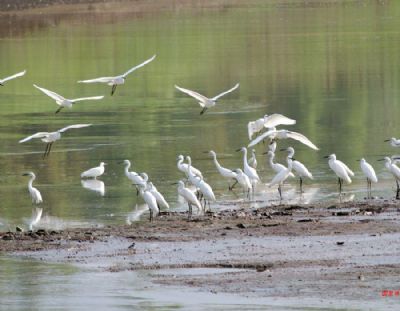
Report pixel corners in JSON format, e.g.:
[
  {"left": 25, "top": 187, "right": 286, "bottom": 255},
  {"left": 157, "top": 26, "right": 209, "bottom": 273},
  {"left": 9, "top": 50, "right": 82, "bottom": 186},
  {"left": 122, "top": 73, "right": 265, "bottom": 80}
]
[{"left": 0, "top": 70, "right": 26, "bottom": 86}]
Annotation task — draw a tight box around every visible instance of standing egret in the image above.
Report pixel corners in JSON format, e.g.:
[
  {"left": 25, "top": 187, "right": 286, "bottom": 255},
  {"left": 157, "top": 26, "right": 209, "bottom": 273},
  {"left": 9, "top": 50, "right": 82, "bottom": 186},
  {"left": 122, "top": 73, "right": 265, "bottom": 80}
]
[
  {"left": 269, "top": 156, "right": 294, "bottom": 200},
  {"left": 78, "top": 55, "right": 156, "bottom": 95},
  {"left": 384, "top": 138, "right": 400, "bottom": 148},
  {"left": 249, "top": 128, "right": 319, "bottom": 150},
  {"left": 176, "top": 180, "right": 203, "bottom": 216},
  {"left": 138, "top": 184, "right": 159, "bottom": 222},
  {"left": 282, "top": 147, "right": 313, "bottom": 192},
  {"left": 247, "top": 114, "right": 296, "bottom": 140},
  {"left": 263, "top": 151, "right": 294, "bottom": 176},
  {"left": 33, "top": 84, "right": 104, "bottom": 114},
  {"left": 325, "top": 154, "right": 354, "bottom": 194},
  {"left": 0, "top": 70, "right": 26, "bottom": 86},
  {"left": 359, "top": 158, "right": 378, "bottom": 198},
  {"left": 148, "top": 182, "right": 169, "bottom": 209},
  {"left": 175, "top": 83, "right": 239, "bottom": 115},
  {"left": 380, "top": 157, "right": 400, "bottom": 199},
  {"left": 248, "top": 149, "right": 257, "bottom": 169},
  {"left": 236, "top": 147, "right": 261, "bottom": 190},
  {"left": 177, "top": 155, "right": 203, "bottom": 179},
  {"left": 19, "top": 124, "right": 92, "bottom": 158},
  {"left": 22, "top": 172, "right": 43, "bottom": 204},
  {"left": 122, "top": 160, "right": 145, "bottom": 195},
  {"left": 81, "top": 162, "right": 106, "bottom": 179},
  {"left": 207, "top": 150, "right": 237, "bottom": 190},
  {"left": 230, "top": 169, "right": 252, "bottom": 199}
]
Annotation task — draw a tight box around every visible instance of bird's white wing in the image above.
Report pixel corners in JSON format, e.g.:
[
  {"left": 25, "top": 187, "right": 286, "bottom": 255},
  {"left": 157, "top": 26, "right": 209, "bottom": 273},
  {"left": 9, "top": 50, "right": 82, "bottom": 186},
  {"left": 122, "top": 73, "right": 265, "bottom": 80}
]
[
  {"left": 122, "top": 54, "right": 156, "bottom": 78},
  {"left": 33, "top": 84, "right": 65, "bottom": 103},
  {"left": 211, "top": 83, "right": 240, "bottom": 101},
  {"left": 248, "top": 121, "right": 256, "bottom": 140},
  {"left": 71, "top": 95, "right": 104, "bottom": 103},
  {"left": 264, "top": 114, "right": 296, "bottom": 128},
  {"left": 58, "top": 124, "right": 92, "bottom": 133},
  {"left": 286, "top": 131, "right": 319, "bottom": 151},
  {"left": 175, "top": 85, "right": 209, "bottom": 106},
  {"left": 0, "top": 70, "right": 26, "bottom": 84},
  {"left": 19, "top": 132, "right": 50, "bottom": 143},
  {"left": 338, "top": 161, "right": 354, "bottom": 177},
  {"left": 248, "top": 129, "right": 276, "bottom": 148},
  {"left": 77, "top": 77, "right": 115, "bottom": 84}
]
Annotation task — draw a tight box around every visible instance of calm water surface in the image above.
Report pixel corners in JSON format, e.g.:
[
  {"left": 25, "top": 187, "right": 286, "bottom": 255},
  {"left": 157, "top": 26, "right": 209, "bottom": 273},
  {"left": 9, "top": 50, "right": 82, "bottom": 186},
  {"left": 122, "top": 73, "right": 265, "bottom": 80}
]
[{"left": 1, "top": 0, "right": 400, "bottom": 308}]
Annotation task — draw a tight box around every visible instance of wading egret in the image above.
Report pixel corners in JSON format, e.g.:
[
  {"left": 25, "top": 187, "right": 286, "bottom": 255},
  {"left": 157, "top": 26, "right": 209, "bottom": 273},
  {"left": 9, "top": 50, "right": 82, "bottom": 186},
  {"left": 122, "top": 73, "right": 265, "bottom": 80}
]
[
  {"left": 269, "top": 156, "right": 294, "bottom": 200},
  {"left": 230, "top": 168, "right": 252, "bottom": 199},
  {"left": 81, "top": 162, "right": 106, "bottom": 179},
  {"left": 138, "top": 184, "right": 159, "bottom": 222},
  {"left": 359, "top": 158, "right": 378, "bottom": 198},
  {"left": 122, "top": 159, "right": 145, "bottom": 192},
  {"left": 248, "top": 149, "right": 257, "bottom": 169},
  {"left": 325, "top": 154, "right": 354, "bottom": 194},
  {"left": 19, "top": 124, "right": 92, "bottom": 158},
  {"left": 177, "top": 155, "right": 203, "bottom": 179},
  {"left": 175, "top": 83, "right": 239, "bottom": 115},
  {"left": 247, "top": 114, "right": 296, "bottom": 140},
  {"left": 249, "top": 128, "right": 319, "bottom": 150},
  {"left": 385, "top": 138, "right": 400, "bottom": 148},
  {"left": 176, "top": 180, "right": 203, "bottom": 216},
  {"left": 33, "top": 84, "right": 104, "bottom": 114},
  {"left": 78, "top": 55, "right": 156, "bottom": 95},
  {"left": 0, "top": 70, "right": 26, "bottom": 86},
  {"left": 282, "top": 147, "right": 313, "bottom": 192},
  {"left": 148, "top": 182, "right": 169, "bottom": 209},
  {"left": 236, "top": 147, "right": 261, "bottom": 188},
  {"left": 22, "top": 172, "right": 43, "bottom": 204},
  {"left": 380, "top": 157, "right": 400, "bottom": 199},
  {"left": 207, "top": 150, "right": 237, "bottom": 190},
  {"left": 264, "top": 151, "right": 295, "bottom": 177}
]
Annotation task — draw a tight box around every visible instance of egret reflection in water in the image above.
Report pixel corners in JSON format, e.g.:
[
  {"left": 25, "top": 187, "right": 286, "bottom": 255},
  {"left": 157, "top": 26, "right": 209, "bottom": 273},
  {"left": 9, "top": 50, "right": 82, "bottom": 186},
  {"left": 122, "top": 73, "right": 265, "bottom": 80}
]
[
  {"left": 26, "top": 207, "right": 43, "bottom": 231},
  {"left": 81, "top": 179, "right": 105, "bottom": 196},
  {"left": 126, "top": 204, "right": 149, "bottom": 224}
]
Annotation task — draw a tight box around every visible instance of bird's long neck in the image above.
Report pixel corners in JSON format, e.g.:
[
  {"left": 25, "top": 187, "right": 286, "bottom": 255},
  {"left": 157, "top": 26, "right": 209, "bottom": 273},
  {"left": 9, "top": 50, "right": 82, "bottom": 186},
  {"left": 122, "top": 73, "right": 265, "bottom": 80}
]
[
  {"left": 212, "top": 154, "right": 221, "bottom": 169},
  {"left": 242, "top": 150, "right": 248, "bottom": 167},
  {"left": 124, "top": 162, "right": 131, "bottom": 176},
  {"left": 268, "top": 154, "right": 274, "bottom": 166},
  {"left": 288, "top": 149, "right": 295, "bottom": 158},
  {"left": 28, "top": 175, "right": 35, "bottom": 189},
  {"left": 287, "top": 158, "right": 293, "bottom": 171}
]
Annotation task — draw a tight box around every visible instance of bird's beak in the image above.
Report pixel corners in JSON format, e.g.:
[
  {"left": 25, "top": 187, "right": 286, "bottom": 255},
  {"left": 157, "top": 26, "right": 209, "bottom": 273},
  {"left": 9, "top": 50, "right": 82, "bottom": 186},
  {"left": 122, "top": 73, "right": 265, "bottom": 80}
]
[
  {"left": 22, "top": 173, "right": 29, "bottom": 176},
  {"left": 377, "top": 159, "right": 385, "bottom": 161},
  {"left": 279, "top": 148, "right": 286, "bottom": 152},
  {"left": 170, "top": 182, "right": 178, "bottom": 185},
  {"left": 384, "top": 139, "right": 390, "bottom": 142},
  {"left": 235, "top": 148, "right": 241, "bottom": 152},
  {"left": 202, "top": 151, "right": 209, "bottom": 154},
  {"left": 356, "top": 159, "right": 360, "bottom": 162},
  {"left": 262, "top": 151, "right": 269, "bottom": 155},
  {"left": 323, "top": 155, "right": 329, "bottom": 159}
]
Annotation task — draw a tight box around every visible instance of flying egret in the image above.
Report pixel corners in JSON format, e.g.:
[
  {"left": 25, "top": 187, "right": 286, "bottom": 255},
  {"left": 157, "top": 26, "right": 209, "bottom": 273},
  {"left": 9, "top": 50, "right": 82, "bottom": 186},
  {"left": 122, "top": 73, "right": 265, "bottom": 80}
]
[
  {"left": 236, "top": 147, "right": 261, "bottom": 189},
  {"left": 19, "top": 124, "right": 92, "bottom": 158},
  {"left": 358, "top": 158, "right": 378, "bottom": 198},
  {"left": 249, "top": 128, "right": 319, "bottom": 150},
  {"left": 81, "top": 179, "right": 105, "bottom": 196},
  {"left": 33, "top": 84, "right": 104, "bottom": 114},
  {"left": 186, "top": 156, "right": 216, "bottom": 209},
  {"left": 176, "top": 180, "right": 203, "bottom": 216},
  {"left": 177, "top": 155, "right": 203, "bottom": 179},
  {"left": 0, "top": 70, "right": 26, "bottom": 86},
  {"left": 22, "top": 172, "right": 43, "bottom": 204},
  {"left": 148, "top": 182, "right": 169, "bottom": 209},
  {"left": 78, "top": 55, "right": 156, "bottom": 95},
  {"left": 384, "top": 138, "right": 400, "bottom": 148},
  {"left": 248, "top": 149, "right": 257, "bottom": 169},
  {"left": 230, "top": 168, "right": 252, "bottom": 199},
  {"left": 175, "top": 83, "right": 239, "bottom": 115},
  {"left": 282, "top": 147, "right": 313, "bottom": 192},
  {"left": 380, "top": 157, "right": 400, "bottom": 199},
  {"left": 207, "top": 150, "right": 237, "bottom": 190},
  {"left": 269, "top": 156, "right": 294, "bottom": 200},
  {"left": 138, "top": 184, "right": 159, "bottom": 222},
  {"left": 248, "top": 113, "right": 296, "bottom": 140},
  {"left": 325, "top": 154, "right": 354, "bottom": 194},
  {"left": 81, "top": 162, "right": 106, "bottom": 179}
]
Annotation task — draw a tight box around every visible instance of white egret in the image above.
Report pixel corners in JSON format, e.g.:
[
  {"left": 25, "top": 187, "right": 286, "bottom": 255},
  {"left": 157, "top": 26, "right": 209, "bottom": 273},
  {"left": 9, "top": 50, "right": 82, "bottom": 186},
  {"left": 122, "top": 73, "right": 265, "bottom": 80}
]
[
  {"left": 19, "top": 124, "right": 92, "bottom": 158},
  {"left": 249, "top": 128, "right": 319, "bottom": 150},
  {"left": 148, "top": 182, "right": 169, "bottom": 209},
  {"left": 78, "top": 55, "right": 156, "bottom": 95},
  {"left": 380, "top": 157, "right": 400, "bottom": 199},
  {"left": 359, "top": 158, "right": 378, "bottom": 198},
  {"left": 282, "top": 147, "right": 313, "bottom": 192},
  {"left": 248, "top": 114, "right": 296, "bottom": 140},
  {"left": 264, "top": 151, "right": 294, "bottom": 176},
  {"left": 122, "top": 160, "right": 145, "bottom": 192},
  {"left": 207, "top": 150, "right": 237, "bottom": 190},
  {"left": 138, "top": 184, "right": 159, "bottom": 222},
  {"left": 81, "top": 179, "right": 105, "bottom": 196},
  {"left": 269, "top": 156, "right": 294, "bottom": 200},
  {"left": 248, "top": 149, "right": 257, "bottom": 169},
  {"left": 177, "top": 155, "right": 203, "bottom": 179},
  {"left": 22, "top": 172, "right": 43, "bottom": 204},
  {"left": 236, "top": 147, "right": 261, "bottom": 189},
  {"left": 325, "top": 154, "right": 354, "bottom": 194},
  {"left": 385, "top": 137, "right": 400, "bottom": 148},
  {"left": 176, "top": 180, "right": 203, "bottom": 216},
  {"left": 0, "top": 70, "right": 26, "bottom": 86},
  {"left": 269, "top": 141, "right": 277, "bottom": 153},
  {"left": 230, "top": 168, "right": 252, "bottom": 199},
  {"left": 81, "top": 162, "right": 106, "bottom": 179},
  {"left": 175, "top": 83, "right": 239, "bottom": 115},
  {"left": 33, "top": 84, "right": 104, "bottom": 114}
]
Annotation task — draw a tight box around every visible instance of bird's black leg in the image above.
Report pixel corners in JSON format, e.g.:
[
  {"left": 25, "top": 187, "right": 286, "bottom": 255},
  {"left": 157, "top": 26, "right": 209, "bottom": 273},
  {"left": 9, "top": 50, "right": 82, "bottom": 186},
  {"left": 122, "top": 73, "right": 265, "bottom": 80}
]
[
  {"left": 0, "top": 83, "right": 4, "bottom": 86},
  {"left": 43, "top": 144, "right": 49, "bottom": 159},
  {"left": 278, "top": 185, "right": 282, "bottom": 200},
  {"left": 55, "top": 107, "right": 63, "bottom": 114},
  {"left": 111, "top": 84, "right": 117, "bottom": 96},
  {"left": 200, "top": 107, "right": 207, "bottom": 115},
  {"left": 149, "top": 208, "right": 153, "bottom": 222},
  {"left": 396, "top": 180, "right": 400, "bottom": 200},
  {"left": 47, "top": 143, "right": 53, "bottom": 157},
  {"left": 229, "top": 180, "right": 238, "bottom": 191},
  {"left": 299, "top": 177, "right": 303, "bottom": 193},
  {"left": 338, "top": 178, "right": 342, "bottom": 194},
  {"left": 188, "top": 203, "right": 192, "bottom": 219}
]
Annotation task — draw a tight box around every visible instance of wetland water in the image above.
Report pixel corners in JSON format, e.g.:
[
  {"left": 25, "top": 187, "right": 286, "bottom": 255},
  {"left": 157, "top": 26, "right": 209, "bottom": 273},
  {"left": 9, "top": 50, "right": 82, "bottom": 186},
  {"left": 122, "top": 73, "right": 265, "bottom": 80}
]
[{"left": 1, "top": 0, "right": 400, "bottom": 309}]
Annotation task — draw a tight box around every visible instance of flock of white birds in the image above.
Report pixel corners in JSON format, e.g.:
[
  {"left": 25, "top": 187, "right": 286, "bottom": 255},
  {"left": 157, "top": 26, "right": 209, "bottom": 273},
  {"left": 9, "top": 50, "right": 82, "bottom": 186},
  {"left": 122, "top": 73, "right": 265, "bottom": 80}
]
[{"left": 3, "top": 55, "right": 400, "bottom": 225}]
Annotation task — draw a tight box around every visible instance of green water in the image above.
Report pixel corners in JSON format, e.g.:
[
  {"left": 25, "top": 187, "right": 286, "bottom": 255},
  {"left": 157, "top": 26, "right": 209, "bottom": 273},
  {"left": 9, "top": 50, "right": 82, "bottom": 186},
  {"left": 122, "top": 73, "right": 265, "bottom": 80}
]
[{"left": 1, "top": 1, "right": 400, "bottom": 230}]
